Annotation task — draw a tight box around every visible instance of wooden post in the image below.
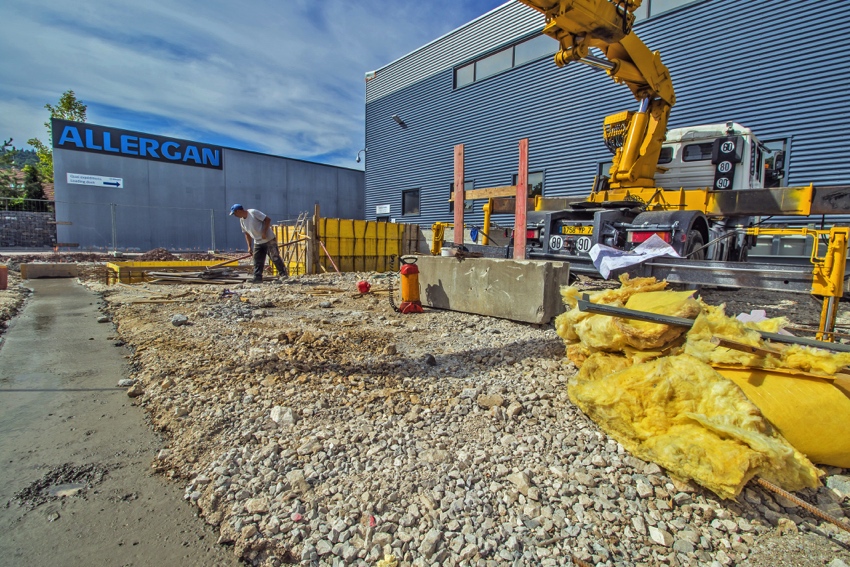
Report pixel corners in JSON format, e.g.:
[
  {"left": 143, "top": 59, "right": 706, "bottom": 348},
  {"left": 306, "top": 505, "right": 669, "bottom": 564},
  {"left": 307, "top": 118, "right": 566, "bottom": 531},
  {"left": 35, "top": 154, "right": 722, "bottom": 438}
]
[
  {"left": 454, "top": 144, "right": 464, "bottom": 246},
  {"left": 307, "top": 203, "right": 321, "bottom": 274},
  {"left": 514, "top": 138, "right": 529, "bottom": 260}
]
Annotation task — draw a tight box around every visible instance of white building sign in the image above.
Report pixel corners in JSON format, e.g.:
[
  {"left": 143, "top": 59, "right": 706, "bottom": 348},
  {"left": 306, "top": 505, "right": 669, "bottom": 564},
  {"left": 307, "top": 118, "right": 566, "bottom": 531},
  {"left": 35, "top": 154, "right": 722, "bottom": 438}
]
[{"left": 67, "top": 173, "right": 124, "bottom": 188}]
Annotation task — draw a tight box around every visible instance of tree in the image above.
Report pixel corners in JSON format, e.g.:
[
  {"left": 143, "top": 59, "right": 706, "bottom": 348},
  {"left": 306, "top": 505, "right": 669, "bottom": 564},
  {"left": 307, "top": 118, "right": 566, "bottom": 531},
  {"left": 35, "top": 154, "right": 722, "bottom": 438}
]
[
  {"left": 0, "top": 138, "right": 21, "bottom": 200},
  {"left": 27, "top": 90, "right": 88, "bottom": 183},
  {"left": 23, "top": 165, "right": 46, "bottom": 201}
]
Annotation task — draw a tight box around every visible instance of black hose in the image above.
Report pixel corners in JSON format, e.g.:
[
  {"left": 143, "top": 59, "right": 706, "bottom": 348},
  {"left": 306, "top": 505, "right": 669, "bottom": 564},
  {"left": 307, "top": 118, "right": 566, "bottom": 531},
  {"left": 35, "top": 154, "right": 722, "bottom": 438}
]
[{"left": 387, "top": 255, "right": 401, "bottom": 313}]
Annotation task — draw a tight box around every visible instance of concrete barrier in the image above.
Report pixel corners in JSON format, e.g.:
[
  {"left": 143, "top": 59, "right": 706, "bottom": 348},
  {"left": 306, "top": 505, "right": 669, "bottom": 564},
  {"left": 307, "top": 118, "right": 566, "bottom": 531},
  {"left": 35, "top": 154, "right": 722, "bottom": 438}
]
[
  {"left": 413, "top": 255, "right": 570, "bottom": 324},
  {"left": 20, "top": 263, "right": 79, "bottom": 279}
]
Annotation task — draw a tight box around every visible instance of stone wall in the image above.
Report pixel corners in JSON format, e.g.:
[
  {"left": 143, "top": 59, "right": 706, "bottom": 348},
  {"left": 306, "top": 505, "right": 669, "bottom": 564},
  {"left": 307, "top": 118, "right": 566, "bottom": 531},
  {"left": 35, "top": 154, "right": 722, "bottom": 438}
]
[{"left": 0, "top": 210, "right": 57, "bottom": 248}]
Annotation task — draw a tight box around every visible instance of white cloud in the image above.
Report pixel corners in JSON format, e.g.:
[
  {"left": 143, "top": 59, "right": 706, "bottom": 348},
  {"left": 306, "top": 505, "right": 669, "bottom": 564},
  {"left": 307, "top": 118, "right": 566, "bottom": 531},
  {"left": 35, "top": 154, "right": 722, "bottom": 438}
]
[{"left": 0, "top": 0, "right": 508, "bottom": 168}]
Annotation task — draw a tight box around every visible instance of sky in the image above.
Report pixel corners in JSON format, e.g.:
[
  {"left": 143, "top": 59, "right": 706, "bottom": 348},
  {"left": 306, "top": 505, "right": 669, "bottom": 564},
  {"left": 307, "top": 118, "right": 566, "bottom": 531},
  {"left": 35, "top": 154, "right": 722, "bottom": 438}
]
[{"left": 1, "top": 0, "right": 509, "bottom": 170}]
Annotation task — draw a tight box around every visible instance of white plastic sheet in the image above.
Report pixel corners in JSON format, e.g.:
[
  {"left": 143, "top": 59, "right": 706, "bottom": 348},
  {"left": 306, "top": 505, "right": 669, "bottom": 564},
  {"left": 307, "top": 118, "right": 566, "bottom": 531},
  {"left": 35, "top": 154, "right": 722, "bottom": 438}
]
[{"left": 589, "top": 234, "right": 681, "bottom": 279}]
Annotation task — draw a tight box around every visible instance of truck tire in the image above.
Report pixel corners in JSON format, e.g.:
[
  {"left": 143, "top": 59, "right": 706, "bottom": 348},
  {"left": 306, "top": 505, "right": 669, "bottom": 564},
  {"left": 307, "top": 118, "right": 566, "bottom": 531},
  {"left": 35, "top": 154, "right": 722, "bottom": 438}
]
[{"left": 686, "top": 230, "right": 706, "bottom": 260}]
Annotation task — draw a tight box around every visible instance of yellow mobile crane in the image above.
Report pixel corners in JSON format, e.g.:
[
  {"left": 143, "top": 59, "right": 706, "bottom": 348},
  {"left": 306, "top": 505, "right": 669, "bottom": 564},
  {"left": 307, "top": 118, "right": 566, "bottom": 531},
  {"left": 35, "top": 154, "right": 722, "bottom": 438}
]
[{"left": 502, "top": 0, "right": 850, "bottom": 338}]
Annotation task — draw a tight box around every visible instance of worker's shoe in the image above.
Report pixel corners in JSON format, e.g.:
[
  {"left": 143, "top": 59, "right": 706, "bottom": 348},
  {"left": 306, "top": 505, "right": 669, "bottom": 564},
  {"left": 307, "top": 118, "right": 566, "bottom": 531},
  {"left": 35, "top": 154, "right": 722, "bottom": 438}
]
[{"left": 250, "top": 278, "right": 263, "bottom": 284}]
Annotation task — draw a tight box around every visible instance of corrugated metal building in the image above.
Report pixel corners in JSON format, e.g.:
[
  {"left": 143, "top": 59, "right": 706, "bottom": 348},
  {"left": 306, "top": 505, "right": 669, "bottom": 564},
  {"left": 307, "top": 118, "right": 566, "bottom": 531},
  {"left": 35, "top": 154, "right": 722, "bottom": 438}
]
[
  {"left": 52, "top": 119, "right": 364, "bottom": 252},
  {"left": 364, "top": 0, "right": 850, "bottom": 230}
]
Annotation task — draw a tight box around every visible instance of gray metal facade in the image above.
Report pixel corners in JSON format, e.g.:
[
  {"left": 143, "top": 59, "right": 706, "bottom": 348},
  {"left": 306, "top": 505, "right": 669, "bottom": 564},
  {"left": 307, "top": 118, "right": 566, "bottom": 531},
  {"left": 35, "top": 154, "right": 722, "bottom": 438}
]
[
  {"left": 53, "top": 127, "right": 364, "bottom": 252},
  {"left": 364, "top": 0, "right": 850, "bottom": 228}
]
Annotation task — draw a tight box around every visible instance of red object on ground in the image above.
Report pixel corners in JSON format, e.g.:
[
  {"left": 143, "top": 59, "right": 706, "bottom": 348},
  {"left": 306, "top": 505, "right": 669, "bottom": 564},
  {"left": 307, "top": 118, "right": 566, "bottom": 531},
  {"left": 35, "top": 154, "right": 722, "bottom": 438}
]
[
  {"left": 0, "top": 265, "right": 6, "bottom": 290},
  {"left": 357, "top": 280, "right": 371, "bottom": 294}
]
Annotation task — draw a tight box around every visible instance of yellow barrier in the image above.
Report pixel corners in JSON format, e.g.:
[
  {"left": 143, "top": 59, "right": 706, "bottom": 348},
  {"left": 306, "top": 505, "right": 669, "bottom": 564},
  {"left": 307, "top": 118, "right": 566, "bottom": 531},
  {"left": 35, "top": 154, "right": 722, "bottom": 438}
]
[{"left": 275, "top": 219, "right": 419, "bottom": 275}]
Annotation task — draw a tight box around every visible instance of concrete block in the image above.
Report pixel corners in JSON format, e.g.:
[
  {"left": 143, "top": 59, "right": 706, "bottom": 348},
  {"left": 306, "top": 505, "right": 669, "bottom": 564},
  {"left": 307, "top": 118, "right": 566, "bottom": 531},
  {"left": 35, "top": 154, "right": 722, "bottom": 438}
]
[
  {"left": 414, "top": 256, "right": 570, "bottom": 324},
  {"left": 20, "top": 263, "right": 79, "bottom": 279}
]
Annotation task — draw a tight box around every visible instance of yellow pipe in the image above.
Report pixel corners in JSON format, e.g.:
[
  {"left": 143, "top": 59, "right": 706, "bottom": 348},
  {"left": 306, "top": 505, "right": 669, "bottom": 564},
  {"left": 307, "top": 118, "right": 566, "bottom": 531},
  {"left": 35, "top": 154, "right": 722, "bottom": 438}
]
[{"left": 482, "top": 200, "right": 492, "bottom": 245}]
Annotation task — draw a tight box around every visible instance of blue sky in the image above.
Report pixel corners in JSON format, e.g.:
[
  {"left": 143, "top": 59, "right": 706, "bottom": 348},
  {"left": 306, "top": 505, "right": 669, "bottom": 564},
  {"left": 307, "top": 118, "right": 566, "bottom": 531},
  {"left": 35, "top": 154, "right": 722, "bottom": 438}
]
[{"left": 1, "top": 0, "right": 509, "bottom": 170}]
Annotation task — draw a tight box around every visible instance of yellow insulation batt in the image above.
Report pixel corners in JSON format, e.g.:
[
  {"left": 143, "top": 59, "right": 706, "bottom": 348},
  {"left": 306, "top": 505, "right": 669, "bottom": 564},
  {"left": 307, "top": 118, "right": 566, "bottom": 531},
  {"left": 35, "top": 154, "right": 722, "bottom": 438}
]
[
  {"left": 569, "top": 353, "right": 820, "bottom": 500},
  {"left": 556, "top": 276, "right": 850, "bottom": 498}
]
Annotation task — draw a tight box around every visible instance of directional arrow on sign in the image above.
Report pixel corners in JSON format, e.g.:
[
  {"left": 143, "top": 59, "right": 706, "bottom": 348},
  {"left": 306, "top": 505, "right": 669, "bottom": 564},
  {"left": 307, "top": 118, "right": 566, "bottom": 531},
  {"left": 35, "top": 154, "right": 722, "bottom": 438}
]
[{"left": 103, "top": 182, "right": 121, "bottom": 187}]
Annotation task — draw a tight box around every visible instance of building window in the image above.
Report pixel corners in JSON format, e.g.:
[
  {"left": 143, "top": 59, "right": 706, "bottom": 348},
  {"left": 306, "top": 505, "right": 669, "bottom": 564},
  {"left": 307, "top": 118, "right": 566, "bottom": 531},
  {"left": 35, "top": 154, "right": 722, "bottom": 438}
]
[
  {"left": 633, "top": 0, "right": 699, "bottom": 22},
  {"left": 512, "top": 171, "right": 545, "bottom": 198},
  {"left": 455, "top": 63, "right": 474, "bottom": 88},
  {"left": 402, "top": 189, "right": 420, "bottom": 216},
  {"left": 514, "top": 34, "right": 554, "bottom": 67},
  {"left": 449, "top": 181, "right": 474, "bottom": 213},
  {"left": 454, "top": 33, "right": 556, "bottom": 89},
  {"left": 476, "top": 48, "right": 513, "bottom": 81}
]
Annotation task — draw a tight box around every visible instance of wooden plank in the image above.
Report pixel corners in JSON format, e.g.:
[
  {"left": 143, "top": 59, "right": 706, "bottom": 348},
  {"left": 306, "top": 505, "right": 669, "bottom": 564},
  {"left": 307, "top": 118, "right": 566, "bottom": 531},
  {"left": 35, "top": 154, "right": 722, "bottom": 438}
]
[
  {"left": 449, "top": 185, "right": 517, "bottom": 201},
  {"left": 713, "top": 337, "right": 783, "bottom": 357},
  {"left": 514, "top": 138, "right": 529, "bottom": 260},
  {"left": 454, "top": 144, "right": 464, "bottom": 246}
]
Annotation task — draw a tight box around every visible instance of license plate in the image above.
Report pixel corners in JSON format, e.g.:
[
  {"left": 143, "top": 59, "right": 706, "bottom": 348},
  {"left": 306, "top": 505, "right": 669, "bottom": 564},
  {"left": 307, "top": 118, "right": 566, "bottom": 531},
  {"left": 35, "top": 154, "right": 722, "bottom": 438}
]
[{"left": 561, "top": 225, "right": 593, "bottom": 235}]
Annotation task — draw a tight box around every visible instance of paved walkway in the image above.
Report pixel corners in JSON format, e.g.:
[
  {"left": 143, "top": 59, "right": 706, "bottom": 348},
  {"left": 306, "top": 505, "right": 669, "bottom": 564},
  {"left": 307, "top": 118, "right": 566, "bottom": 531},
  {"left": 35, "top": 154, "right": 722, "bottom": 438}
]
[{"left": 0, "top": 279, "right": 238, "bottom": 567}]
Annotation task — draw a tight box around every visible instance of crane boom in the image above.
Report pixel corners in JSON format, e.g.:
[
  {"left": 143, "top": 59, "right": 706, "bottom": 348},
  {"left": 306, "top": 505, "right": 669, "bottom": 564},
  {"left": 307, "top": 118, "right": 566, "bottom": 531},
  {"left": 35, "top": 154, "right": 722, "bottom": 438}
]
[{"left": 517, "top": 0, "right": 675, "bottom": 189}]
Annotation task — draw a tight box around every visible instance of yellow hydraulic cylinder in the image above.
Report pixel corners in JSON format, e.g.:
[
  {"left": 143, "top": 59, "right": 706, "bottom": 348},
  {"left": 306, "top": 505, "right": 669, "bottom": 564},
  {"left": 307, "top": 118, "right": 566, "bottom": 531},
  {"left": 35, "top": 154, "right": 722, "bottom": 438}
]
[{"left": 614, "top": 103, "right": 649, "bottom": 183}]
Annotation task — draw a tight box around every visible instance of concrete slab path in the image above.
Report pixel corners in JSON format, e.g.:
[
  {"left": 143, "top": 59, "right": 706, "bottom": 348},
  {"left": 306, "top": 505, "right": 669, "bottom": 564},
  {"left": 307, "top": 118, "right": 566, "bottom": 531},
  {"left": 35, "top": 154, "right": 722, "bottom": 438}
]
[{"left": 0, "top": 279, "right": 238, "bottom": 567}]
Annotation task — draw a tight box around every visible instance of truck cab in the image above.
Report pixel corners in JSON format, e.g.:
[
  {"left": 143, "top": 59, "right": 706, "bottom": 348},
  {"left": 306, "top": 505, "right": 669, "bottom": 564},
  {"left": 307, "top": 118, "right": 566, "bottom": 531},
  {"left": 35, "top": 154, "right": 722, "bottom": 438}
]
[
  {"left": 657, "top": 122, "right": 770, "bottom": 192},
  {"left": 526, "top": 122, "right": 785, "bottom": 269}
]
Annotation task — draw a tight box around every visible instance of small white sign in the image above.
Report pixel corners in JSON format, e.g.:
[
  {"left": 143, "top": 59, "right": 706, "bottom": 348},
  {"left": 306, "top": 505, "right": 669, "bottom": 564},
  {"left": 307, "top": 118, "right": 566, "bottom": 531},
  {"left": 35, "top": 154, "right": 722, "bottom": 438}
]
[
  {"left": 376, "top": 204, "right": 391, "bottom": 215},
  {"left": 67, "top": 173, "right": 124, "bottom": 188}
]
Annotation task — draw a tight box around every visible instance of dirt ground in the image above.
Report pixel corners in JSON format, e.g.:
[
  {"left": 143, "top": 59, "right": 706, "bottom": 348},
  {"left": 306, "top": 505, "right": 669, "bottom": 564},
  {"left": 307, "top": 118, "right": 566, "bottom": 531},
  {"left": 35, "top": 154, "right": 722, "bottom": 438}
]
[{"left": 2, "top": 257, "right": 850, "bottom": 566}]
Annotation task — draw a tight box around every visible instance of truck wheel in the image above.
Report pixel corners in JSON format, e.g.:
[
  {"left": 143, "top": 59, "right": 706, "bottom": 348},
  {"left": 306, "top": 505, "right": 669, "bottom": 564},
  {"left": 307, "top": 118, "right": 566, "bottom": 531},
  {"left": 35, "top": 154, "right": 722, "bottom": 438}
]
[{"left": 686, "top": 230, "right": 706, "bottom": 260}]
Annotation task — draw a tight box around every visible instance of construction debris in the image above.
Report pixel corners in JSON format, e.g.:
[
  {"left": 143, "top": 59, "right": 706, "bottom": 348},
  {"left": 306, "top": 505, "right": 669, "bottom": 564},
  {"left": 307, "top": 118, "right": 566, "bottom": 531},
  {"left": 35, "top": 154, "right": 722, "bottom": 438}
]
[
  {"left": 556, "top": 275, "right": 850, "bottom": 500},
  {"left": 144, "top": 268, "right": 251, "bottom": 285},
  {"left": 137, "top": 247, "right": 179, "bottom": 261}
]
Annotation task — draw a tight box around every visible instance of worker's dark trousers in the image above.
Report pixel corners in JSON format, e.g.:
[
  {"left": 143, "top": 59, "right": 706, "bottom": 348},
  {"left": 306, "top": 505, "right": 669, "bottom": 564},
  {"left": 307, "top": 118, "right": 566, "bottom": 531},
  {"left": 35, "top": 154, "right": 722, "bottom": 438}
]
[{"left": 252, "top": 240, "right": 287, "bottom": 281}]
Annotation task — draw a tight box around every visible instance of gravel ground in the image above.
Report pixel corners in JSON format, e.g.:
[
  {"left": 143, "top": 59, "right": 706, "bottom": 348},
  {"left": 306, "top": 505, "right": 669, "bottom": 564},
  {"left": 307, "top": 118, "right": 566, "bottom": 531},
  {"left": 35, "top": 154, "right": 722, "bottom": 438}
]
[
  {"left": 70, "top": 269, "right": 850, "bottom": 567},
  {"left": 3, "top": 255, "right": 850, "bottom": 566}
]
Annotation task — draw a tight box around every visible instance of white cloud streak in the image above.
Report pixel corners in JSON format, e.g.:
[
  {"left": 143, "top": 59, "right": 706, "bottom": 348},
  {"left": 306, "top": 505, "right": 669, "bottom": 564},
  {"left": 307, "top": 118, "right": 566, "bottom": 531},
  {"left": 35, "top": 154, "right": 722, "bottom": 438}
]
[{"left": 0, "top": 0, "right": 507, "bottom": 167}]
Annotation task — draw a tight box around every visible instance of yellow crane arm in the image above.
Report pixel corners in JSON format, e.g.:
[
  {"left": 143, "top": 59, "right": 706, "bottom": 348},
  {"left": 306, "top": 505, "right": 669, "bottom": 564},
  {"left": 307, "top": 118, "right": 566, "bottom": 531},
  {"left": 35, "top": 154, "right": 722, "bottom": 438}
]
[{"left": 517, "top": 0, "right": 676, "bottom": 189}]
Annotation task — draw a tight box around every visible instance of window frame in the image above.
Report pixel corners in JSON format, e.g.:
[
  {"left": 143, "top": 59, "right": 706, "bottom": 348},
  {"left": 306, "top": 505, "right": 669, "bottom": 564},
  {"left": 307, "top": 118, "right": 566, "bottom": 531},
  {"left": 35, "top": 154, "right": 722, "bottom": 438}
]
[{"left": 401, "top": 188, "right": 420, "bottom": 217}]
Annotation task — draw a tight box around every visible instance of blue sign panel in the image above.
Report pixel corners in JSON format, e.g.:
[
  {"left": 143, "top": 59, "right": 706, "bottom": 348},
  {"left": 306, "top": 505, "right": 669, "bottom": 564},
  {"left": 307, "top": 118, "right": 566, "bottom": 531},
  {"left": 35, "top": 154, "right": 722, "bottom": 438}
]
[{"left": 52, "top": 119, "right": 223, "bottom": 170}]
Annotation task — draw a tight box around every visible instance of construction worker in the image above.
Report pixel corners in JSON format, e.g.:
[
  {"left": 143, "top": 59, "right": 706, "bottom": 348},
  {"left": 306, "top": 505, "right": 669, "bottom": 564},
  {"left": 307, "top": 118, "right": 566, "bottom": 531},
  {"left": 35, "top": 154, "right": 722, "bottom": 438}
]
[{"left": 229, "top": 204, "right": 287, "bottom": 282}]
